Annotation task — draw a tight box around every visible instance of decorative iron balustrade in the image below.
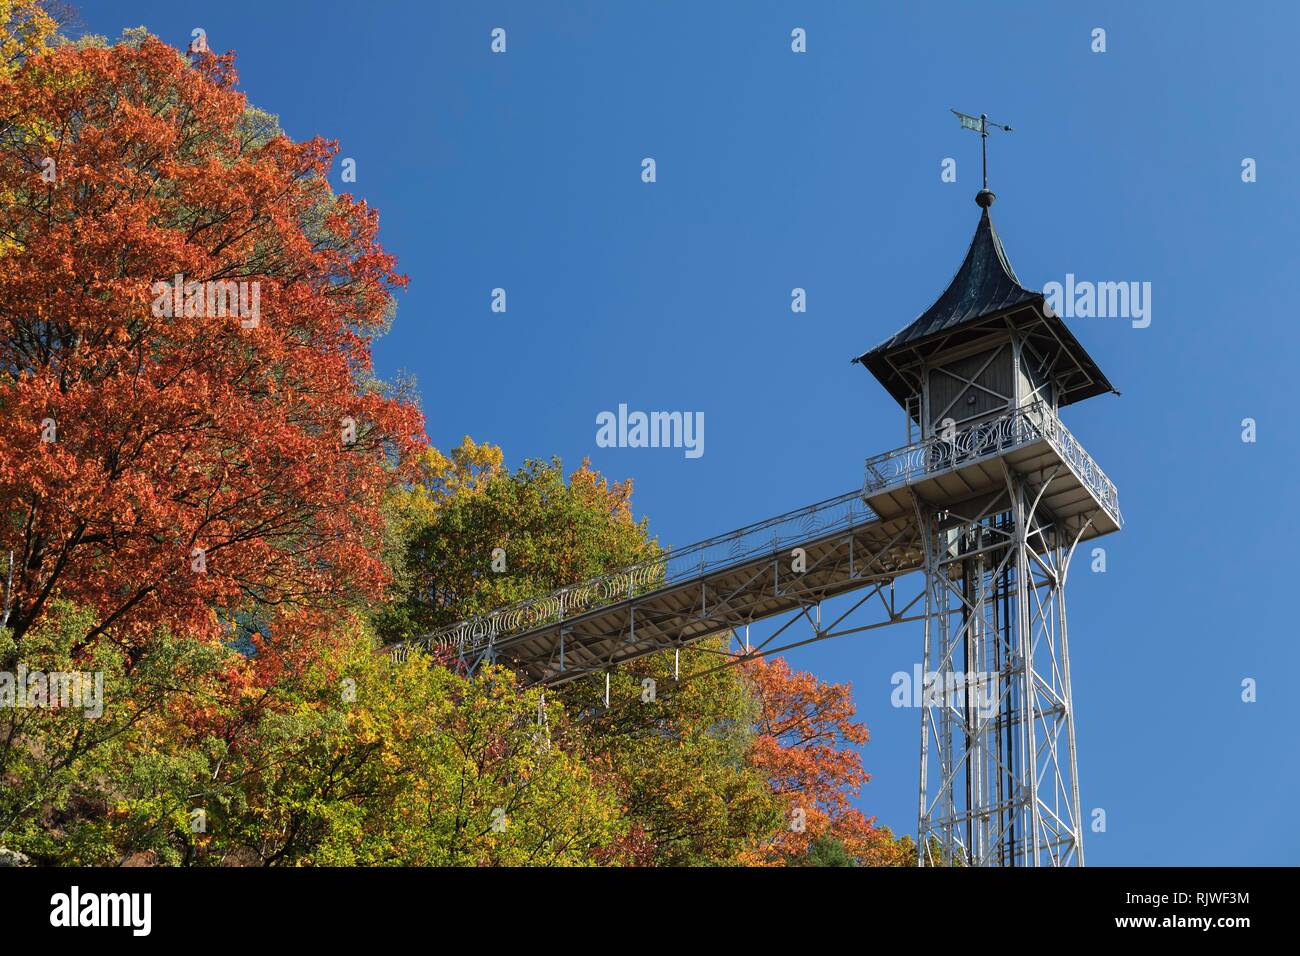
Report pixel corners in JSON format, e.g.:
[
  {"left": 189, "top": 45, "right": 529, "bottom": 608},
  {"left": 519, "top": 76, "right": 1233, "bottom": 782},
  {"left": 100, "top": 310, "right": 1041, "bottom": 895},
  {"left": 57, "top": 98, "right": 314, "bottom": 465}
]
[
  {"left": 391, "top": 489, "right": 877, "bottom": 661},
  {"left": 1022, "top": 403, "right": 1122, "bottom": 522},
  {"left": 862, "top": 402, "right": 1121, "bottom": 523}
]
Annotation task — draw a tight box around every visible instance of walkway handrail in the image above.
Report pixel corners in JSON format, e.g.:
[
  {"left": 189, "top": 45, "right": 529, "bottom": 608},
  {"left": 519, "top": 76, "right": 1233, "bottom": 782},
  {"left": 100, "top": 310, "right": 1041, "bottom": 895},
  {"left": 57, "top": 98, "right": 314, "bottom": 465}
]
[{"left": 391, "top": 488, "right": 877, "bottom": 660}]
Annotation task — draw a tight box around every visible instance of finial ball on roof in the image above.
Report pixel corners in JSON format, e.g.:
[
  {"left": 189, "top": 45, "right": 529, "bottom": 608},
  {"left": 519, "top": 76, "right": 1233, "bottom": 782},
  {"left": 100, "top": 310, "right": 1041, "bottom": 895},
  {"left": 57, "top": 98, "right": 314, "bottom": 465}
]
[{"left": 976, "top": 189, "right": 996, "bottom": 208}]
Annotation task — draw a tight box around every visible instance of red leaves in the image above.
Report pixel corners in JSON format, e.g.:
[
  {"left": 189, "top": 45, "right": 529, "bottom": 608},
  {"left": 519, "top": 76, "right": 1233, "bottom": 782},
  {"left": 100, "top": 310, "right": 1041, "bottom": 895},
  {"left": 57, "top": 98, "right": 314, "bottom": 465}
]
[
  {"left": 0, "top": 37, "right": 423, "bottom": 661},
  {"left": 745, "top": 656, "right": 893, "bottom": 863}
]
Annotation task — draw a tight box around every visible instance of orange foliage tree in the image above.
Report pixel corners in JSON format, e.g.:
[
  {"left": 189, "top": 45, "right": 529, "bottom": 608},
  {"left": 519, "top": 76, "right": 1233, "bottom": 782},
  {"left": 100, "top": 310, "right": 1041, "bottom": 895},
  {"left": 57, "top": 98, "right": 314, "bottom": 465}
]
[
  {"left": 744, "top": 656, "right": 913, "bottom": 865},
  {"left": 0, "top": 36, "right": 422, "bottom": 664}
]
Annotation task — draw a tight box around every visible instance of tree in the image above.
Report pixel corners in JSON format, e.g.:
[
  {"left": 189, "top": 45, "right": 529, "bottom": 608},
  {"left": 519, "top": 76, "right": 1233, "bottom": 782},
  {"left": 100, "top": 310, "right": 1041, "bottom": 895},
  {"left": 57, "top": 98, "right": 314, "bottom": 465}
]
[
  {"left": 791, "top": 835, "right": 856, "bottom": 867},
  {"left": 0, "top": 0, "right": 56, "bottom": 76},
  {"left": 0, "top": 599, "right": 237, "bottom": 864},
  {"left": 575, "top": 642, "right": 782, "bottom": 866},
  {"left": 0, "top": 31, "right": 431, "bottom": 866},
  {"left": 0, "top": 35, "right": 423, "bottom": 665},
  {"left": 376, "top": 443, "right": 654, "bottom": 644},
  {"left": 1, "top": 604, "right": 624, "bottom": 866},
  {"left": 743, "top": 656, "right": 914, "bottom": 866},
  {"left": 186, "top": 628, "right": 624, "bottom": 866}
]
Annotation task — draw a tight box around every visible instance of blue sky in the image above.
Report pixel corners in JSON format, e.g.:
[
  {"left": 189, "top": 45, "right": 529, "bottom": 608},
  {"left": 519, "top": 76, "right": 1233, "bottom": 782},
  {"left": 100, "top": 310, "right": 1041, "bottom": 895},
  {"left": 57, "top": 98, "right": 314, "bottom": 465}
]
[{"left": 78, "top": 1, "right": 1299, "bottom": 865}]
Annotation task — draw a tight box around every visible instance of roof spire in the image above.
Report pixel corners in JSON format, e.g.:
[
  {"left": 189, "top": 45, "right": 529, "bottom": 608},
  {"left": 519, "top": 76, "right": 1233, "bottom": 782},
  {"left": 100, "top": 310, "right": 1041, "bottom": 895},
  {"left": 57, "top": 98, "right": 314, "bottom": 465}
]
[{"left": 950, "top": 109, "right": 1012, "bottom": 206}]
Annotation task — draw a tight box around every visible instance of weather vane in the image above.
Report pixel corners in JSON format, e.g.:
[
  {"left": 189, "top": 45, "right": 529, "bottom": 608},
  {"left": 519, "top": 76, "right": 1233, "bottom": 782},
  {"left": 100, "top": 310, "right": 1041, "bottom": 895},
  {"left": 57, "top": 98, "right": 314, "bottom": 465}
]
[{"left": 951, "top": 109, "right": 1013, "bottom": 194}]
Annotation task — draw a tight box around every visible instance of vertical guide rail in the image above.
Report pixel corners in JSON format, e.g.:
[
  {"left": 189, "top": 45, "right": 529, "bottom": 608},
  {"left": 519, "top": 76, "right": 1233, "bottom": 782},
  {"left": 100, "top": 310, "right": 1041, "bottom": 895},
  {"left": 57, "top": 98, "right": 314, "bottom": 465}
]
[
  {"left": 913, "top": 492, "right": 937, "bottom": 866},
  {"left": 1013, "top": 476, "right": 1040, "bottom": 866}
]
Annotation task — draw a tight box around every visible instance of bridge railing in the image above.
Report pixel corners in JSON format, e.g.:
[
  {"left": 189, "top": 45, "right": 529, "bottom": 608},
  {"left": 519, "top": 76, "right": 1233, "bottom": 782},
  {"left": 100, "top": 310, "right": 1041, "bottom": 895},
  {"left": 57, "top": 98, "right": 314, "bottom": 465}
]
[
  {"left": 391, "top": 488, "right": 877, "bottom": 661},
  {"left": 863, "top": 401, "right": 1121, "bottom": 523}
]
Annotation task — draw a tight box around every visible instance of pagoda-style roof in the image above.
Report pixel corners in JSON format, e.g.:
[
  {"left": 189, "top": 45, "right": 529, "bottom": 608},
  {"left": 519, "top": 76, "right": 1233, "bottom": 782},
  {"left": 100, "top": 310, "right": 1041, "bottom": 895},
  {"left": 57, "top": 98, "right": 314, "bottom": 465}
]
[{"left": 853, "top": 200, "right": 1116, "bottom": 410}]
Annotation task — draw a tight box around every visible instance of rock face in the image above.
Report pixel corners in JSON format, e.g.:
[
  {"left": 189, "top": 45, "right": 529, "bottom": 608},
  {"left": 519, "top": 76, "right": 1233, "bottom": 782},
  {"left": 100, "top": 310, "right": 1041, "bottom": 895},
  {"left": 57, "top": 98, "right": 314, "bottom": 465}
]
[{"left": 0, "top": 847, "right": 30, "bottom": 866}]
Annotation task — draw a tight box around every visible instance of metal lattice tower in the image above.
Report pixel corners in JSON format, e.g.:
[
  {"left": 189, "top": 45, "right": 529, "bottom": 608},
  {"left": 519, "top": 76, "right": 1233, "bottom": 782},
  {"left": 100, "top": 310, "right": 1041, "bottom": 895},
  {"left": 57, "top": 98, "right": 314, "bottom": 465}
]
[
  {"left": 388, "top": 189, "right": 1121, "bottom": 868},
  {"left": 912, "top": 476, "right": 1088, "bottom": 866},
  {"left": 856, "top": 187, "right": 1119, "bottom": 866}
]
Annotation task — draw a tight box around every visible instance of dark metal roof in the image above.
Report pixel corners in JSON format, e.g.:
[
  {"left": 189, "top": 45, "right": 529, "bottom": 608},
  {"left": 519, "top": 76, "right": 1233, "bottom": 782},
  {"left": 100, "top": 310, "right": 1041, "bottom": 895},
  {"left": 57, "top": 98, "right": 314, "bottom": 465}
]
[
  {"left": 864, "top": 207, "right": 1037, "bottom": 355},
  {"left": 853, "top": 203, "right": 1116, "bottom": 410}
]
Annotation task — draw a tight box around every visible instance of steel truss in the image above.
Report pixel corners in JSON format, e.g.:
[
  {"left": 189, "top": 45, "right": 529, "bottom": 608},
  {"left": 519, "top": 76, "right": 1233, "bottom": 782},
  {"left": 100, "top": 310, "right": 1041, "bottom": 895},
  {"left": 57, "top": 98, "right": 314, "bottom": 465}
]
[
  {"left": 455, "top": 512, "right": 926, "bottom": 689},
  {"left": 914, "top": 465, "right": 1088, "bottom": 867},
  {"left": 573, "top": 578, "right": 932, "bottom": 733}
]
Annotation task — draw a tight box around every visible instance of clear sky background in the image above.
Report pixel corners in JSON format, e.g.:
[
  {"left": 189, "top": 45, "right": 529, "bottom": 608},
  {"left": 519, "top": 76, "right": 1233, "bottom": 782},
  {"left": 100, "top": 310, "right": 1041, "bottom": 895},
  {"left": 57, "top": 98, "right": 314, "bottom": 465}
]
[{"left": 76, "top": 1, "right": 1299, "bottom": 865}]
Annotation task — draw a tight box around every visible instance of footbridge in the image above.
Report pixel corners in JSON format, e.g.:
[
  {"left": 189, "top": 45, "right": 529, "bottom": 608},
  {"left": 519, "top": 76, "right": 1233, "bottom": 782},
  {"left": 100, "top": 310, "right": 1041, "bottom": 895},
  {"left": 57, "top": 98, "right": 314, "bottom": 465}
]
[{"left": 388, "top": 401, "right": 1119, "bottom": 694}]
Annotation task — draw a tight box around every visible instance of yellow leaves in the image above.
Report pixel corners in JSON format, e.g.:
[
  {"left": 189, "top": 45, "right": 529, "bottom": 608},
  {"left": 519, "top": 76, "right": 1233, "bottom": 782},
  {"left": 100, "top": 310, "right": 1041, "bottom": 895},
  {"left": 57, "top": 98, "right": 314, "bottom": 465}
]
[
  {"left": 569, "top": 458, "right": 637, "bottom": 524},
  {"left": 420, "top": 436, "right": 504, "bottom": 500},
  {"left": 383, "top": 437, "right": 504, "bottom": 537},
  {"left": 0, "top": 0, "right": 57, "bottom": 76}
]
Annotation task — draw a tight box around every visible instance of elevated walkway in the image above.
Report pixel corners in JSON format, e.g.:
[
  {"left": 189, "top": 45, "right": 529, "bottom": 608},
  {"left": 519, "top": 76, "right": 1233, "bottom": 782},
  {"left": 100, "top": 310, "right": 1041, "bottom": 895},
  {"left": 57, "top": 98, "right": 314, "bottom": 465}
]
[{"left": 389, "top": 402, "right": 1120, "bottom": 688}]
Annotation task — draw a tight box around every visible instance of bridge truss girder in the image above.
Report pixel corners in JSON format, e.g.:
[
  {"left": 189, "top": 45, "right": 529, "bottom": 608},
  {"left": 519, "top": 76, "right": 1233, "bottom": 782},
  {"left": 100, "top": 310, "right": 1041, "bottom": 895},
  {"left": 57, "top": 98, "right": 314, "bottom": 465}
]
[{"left": 465, "top": 514, "right": 926, "bottom": 688}]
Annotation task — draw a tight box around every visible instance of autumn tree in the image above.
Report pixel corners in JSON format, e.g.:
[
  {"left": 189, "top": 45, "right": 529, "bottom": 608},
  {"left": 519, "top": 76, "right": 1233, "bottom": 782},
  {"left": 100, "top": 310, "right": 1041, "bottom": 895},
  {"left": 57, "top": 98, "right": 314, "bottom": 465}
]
[
  {"left": 0, "top": 0, "right": 56, "bottom": 75},
  {"left": 743, "top": 656, "right": 914, "bottom": 866},
  {"left": 0, "top": 30, "right": 432, "bottom": 865},
  {"left": 336, "top": 656, "right": 624, "bottom": 866},
  {"left": 579, "top": 642, "right": 782, "bottom": 865},
  {"left": 175, "top": 629, "right": 623, "bottom": 867},
  {"left": 375, "top": 442, "right": 655, "bottom": 644},
  {"left": 0, "top": 34, "right": 423, "bottom": 664},
  {"left": 1, "top": 604, "right": 623, "bottom": 866},
  {"left": 0, "top": 599, "right": 235, "bottom": 863}
]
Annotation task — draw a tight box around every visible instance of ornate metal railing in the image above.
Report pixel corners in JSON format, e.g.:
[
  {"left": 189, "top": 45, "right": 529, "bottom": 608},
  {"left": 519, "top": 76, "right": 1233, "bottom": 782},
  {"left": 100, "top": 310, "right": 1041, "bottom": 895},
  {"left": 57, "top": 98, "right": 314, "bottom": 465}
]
[
  {"left": 390, "top": 489, "right": 877, "bottom": 661},
  {"left": 863, "top": 402, "right": 1121, "bottom": 523},
  {"left": 1023, "top": 403, "right": 1122, "bottom": 522}
]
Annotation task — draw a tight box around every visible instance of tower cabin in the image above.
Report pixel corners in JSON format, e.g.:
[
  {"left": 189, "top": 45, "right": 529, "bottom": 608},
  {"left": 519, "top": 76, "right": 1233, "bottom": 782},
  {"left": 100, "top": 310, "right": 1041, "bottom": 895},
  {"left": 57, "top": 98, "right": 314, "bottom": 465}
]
[{"left": 854, "top": 190, "right": 1122, "bottom": 543}]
